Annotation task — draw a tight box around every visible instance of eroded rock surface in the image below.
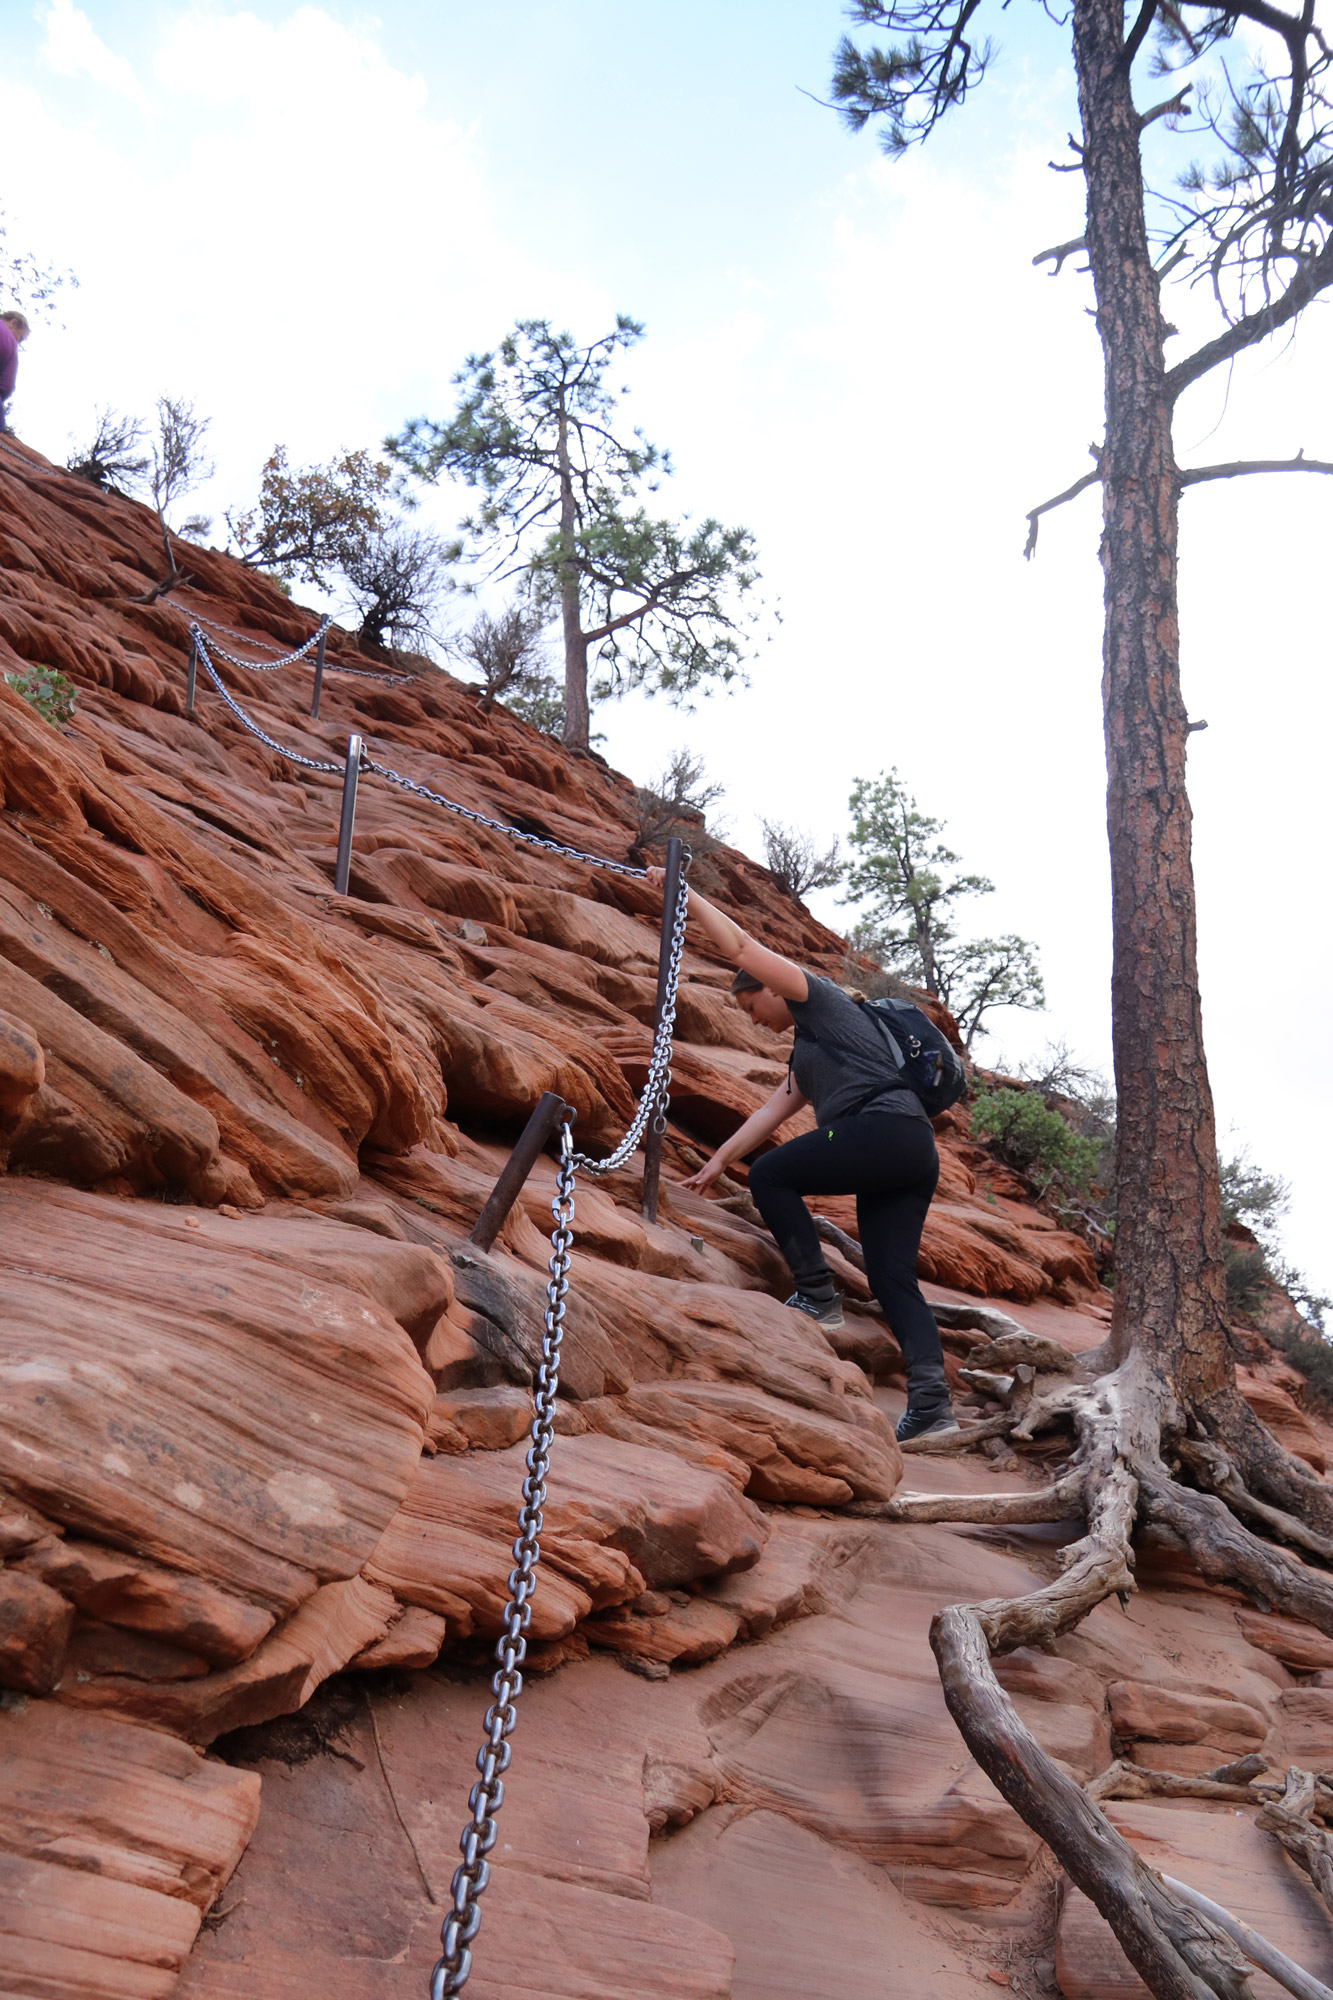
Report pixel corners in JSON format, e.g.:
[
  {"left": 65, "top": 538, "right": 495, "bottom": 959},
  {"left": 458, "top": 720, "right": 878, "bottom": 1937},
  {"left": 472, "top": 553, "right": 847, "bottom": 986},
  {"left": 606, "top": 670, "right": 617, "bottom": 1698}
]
[{"left": 3, "top": 446, "right": 1329, "bottom": 1997}]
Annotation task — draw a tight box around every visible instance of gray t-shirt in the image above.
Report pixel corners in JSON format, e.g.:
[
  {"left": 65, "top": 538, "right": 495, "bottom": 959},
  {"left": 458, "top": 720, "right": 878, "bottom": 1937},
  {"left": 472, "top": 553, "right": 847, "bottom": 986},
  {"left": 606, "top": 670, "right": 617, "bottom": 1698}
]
[{"left": 787, "top": 974, "right": 929, "bottom": 1127}]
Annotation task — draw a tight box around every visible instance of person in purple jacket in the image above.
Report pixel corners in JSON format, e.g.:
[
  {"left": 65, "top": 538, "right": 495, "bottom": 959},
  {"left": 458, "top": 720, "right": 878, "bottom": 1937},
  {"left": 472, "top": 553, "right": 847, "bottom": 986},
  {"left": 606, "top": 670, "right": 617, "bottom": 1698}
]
[{"left": 0, "top": 312, "right": 31, "bottom": 432}]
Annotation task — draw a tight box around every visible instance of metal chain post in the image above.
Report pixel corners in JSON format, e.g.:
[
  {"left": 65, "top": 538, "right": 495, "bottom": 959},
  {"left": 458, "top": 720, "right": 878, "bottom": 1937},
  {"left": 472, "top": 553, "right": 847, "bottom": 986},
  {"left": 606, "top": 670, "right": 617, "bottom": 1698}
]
[
  {"left": 430, "top": 1128, "right": 578, "bottom": 2000},
  {"left": 310, "top": 626, "right": 327, "bottom": 718}
]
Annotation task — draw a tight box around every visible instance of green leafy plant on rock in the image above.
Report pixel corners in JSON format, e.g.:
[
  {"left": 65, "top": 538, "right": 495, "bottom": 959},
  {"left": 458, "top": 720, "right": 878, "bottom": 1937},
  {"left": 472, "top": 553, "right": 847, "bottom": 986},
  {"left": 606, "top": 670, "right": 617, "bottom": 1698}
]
[
  {"left": 972, "top": 1085, "right": 1103, "bottom": 1198},
  {"left": 3, "top": 664, "right": 75, "bottom": 727}
]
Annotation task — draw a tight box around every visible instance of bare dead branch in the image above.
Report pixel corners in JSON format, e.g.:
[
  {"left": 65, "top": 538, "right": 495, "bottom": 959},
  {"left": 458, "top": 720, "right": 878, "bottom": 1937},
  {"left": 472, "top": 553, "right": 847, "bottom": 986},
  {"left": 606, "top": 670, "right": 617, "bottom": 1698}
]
[
  {"left": 1089, "top": 1758, "right": 1268, "bottom": 1806},
  {"left": 1024, "top": 460, "right": 1103, "bottom": 558},
  {"left": 814, "top": 1214, "right": 868, "bottom": 1271},
  {"left": 1180, "top": 453, "right": 1333, "bottom": 487},
  {"left": 973, "top": 1330, "right": 1080, "bottom": 1375},
  {"left": 1121, "top": 0, "right": 1158, "bottom": 73},
  {"left": 901, "top": 1409, "right": 1016, "bottom": 1453},
  {"left": 1140, "top": 85, "right": 1193, "bottom": 129},
  {"left": 1033, "top": 234, "right": 1089, "bottom": 274}
]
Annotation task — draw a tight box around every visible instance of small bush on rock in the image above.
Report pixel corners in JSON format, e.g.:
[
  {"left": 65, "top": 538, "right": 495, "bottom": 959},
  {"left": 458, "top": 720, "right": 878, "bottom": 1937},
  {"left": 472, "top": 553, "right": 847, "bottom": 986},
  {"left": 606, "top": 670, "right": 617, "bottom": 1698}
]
[
  {"left": 4, "top": 663, "right": 75, "bottom": 726},
  {"left": 972, "top": 1085, "right": 1103, "bottom": 1197}
]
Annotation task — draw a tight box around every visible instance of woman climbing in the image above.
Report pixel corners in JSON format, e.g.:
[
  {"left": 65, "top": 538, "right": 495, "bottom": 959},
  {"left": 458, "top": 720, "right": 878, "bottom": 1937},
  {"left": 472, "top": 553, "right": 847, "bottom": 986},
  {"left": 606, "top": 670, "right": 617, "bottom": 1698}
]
[{"left": 651, "top": 869, "right": 957, "bottom": 1444}]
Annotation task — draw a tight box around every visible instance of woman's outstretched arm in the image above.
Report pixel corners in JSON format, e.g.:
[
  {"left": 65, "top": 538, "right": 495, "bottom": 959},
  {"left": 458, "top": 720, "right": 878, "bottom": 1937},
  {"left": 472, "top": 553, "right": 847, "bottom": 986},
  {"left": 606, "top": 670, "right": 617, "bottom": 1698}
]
[
  {"left": 681, "top": 1075, "right": 808, "bottom": 1191},
  {"left": 648, "top": 869, "right": 809, "bottom": 1003}
]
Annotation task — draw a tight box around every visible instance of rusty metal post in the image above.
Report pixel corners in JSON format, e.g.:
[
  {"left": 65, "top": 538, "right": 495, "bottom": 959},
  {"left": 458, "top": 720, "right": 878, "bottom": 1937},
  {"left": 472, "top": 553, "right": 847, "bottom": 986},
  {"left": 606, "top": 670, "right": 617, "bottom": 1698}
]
[
  {"left": 333, "top": 733, "right": 362, "bottom": 896},
  {"left": 309, "top": 626, "right": 327, "bottom": 719},
  {"left": 468, "top": 1091, "right": 571, "bottom": 1253},
  {"left": 640, "top": 834, "right": 685, "bottom": 1225},
  {"left": 185, "top": 639, "right": 198, "bottom": 714}
]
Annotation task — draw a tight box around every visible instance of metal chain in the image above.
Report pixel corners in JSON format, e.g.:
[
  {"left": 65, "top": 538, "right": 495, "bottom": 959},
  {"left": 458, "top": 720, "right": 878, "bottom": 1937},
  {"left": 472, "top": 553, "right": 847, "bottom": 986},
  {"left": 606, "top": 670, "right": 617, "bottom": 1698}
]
[
  {"left": 190, "top": 628, "right": 343, "bottom": 772},
  {"left": 430, "top": 1130, "right": 578, "bottom": 2000},
  {"left": 572, "top": 858, "right": 690, "bottom": 1176},
  {"left": 0, "top": 435, "right": 64, "bottom": 478},
  {"left": 187, "top": 613, "right": 331, "bottom": 673},
  {"left": 427, "top": 864, "right": 691, "bottom": 1995},
  {"left": 184, "top": 630, "right": 651, "bottom": 881},
  {"left": 361, "top": 752, "right": 649, "bottom": 879},
  {"left": 179, "top": 608, "right": 410, "bottom": 688}
]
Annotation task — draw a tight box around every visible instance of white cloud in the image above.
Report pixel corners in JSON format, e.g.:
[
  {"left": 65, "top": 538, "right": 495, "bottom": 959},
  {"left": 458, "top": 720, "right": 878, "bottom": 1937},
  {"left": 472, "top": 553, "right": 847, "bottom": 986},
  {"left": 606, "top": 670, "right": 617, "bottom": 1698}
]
[{"left": 39, "top": 0, "right": 147, "bottom": 106}]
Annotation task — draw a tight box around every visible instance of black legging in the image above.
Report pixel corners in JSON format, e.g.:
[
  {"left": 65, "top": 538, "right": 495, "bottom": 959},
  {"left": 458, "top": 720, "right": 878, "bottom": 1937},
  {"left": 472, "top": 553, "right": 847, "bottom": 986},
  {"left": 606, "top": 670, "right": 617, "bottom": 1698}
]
[{"left": 747, "top": 1113, "right": 948, "bottom": 1411}]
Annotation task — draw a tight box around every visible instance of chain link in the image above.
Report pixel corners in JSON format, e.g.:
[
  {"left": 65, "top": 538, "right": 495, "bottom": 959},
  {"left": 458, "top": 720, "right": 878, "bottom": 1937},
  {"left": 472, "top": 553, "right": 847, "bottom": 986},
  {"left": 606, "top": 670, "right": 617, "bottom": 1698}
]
[
  {"left": 430, "top": 1130, "right": 578, "bottom": 2000},
  {"left": 572, "top": 857, "right": 690, "bottom": 1175},
  {"left": 183, "top": 606, "right": 415, "bottom": 685},
  {"left": 0, "top": 435, "right": 64, "bottom": 478},
  {"left": 427, "top": 855, "right": 690, "bottom": 1995},
  {"left": 186, "top": 613, "right": 331, "bottom": 673},
  {"left": 189, "top": 627, "right": 343, "bottom": 772},
  {"left": 361, "top": 752, "right": 649, "bottom": 879}
]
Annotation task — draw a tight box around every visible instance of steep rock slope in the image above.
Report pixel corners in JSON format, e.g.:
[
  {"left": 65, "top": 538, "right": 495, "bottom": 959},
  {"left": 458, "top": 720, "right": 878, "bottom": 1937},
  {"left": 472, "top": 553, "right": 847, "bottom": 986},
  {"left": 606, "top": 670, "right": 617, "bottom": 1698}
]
[{"left": 3, "top": 437, "right": 1331, "bottom": 2000}]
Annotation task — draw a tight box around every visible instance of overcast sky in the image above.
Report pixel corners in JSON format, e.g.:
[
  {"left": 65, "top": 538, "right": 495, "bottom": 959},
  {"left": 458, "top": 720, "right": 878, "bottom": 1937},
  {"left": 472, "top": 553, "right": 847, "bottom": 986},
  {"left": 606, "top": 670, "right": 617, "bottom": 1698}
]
[{"left": 3, "top": 1, "right": 1330, "bottom": 1303}]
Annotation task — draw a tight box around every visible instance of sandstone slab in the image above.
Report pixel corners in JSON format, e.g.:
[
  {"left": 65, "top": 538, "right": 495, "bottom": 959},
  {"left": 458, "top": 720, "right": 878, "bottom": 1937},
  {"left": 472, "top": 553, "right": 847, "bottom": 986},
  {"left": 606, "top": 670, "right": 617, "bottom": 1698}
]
[{"left": 0, "top": 1182, "right": 432, "bottom": 1620}]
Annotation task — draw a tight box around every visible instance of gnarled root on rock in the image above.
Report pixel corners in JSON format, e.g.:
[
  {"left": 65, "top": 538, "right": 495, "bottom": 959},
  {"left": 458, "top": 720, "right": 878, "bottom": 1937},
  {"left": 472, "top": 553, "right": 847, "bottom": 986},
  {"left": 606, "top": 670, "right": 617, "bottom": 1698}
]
[
  {"left": 1257, "top": 1770, "right": 1333, "bottom": 1921},
  {"left": 894, "top": 1343, "right": 1333, "bottom": 1999}
]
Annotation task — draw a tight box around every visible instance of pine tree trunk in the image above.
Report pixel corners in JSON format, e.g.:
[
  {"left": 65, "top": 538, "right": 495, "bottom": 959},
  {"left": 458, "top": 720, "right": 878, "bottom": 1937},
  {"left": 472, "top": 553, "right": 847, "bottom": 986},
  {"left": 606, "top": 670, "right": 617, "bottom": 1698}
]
[
  {"left": 561, "top": 586, "right": 590, "bottom": 750},
  {"left": 1072, "top": 0, "right": 1228, "bottom": 1403},
  {"left": 555, "top": 403, "right": 591, "bottom": 750}
]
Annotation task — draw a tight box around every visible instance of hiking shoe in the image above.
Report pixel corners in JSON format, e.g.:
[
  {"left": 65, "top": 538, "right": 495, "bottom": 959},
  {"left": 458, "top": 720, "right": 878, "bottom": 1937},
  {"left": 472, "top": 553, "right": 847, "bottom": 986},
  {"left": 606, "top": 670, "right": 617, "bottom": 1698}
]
[
  {"left": 896, "top": 1405, "right": 960, "bottom": 1444},
  {"left": 784, "top": 1290, "right": 845, "bottom": 1332}
]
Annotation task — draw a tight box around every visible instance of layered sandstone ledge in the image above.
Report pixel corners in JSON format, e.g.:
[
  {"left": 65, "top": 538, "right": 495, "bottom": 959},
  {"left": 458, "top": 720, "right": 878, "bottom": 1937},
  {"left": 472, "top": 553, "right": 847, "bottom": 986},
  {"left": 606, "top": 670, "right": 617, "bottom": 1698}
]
[{"left": 2, "top": 441, "right": 1331, "bottom": 1999}]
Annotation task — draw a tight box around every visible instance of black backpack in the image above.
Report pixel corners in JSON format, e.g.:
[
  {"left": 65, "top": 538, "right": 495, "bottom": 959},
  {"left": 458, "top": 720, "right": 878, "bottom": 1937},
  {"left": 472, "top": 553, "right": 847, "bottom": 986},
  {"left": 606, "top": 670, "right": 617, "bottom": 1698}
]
[{"left": 859, "top": 997, "right": 968, "bottom": 1118}]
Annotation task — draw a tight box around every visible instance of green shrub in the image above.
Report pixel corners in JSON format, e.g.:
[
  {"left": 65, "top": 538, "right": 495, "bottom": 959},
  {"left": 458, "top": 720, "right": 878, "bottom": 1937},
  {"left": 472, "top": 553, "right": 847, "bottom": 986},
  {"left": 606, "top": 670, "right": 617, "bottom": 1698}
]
[
  {"left": 1224, "top": 1244, "right": 1269, "bottom": 1317},
  {"left": 3, "top": 664, "right": 75, "bottom": 727},
  {"left": 971, "top": 1086, "right": 1103, "bottom": 1197}
]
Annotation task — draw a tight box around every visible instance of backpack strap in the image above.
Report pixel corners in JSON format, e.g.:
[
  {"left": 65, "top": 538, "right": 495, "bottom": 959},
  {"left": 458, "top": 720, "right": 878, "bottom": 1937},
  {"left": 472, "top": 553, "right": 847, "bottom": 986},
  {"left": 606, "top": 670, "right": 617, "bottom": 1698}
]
[{"left": 857, "top": 999, "right": 905, "bottom": 1072}]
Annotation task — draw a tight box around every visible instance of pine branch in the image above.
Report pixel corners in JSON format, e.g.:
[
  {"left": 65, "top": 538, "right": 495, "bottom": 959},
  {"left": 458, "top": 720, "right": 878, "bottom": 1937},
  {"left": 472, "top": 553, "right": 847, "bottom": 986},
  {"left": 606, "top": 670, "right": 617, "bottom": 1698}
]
[
  {"left": 1166, "top": 234, "right": 1333, "bottom": 399},
  {"left": 1024, "top": 457, "right": 1103, "bottom": 558},
  {"left": 1179, "top": 450, "right": 1333, "bottom": 486}
]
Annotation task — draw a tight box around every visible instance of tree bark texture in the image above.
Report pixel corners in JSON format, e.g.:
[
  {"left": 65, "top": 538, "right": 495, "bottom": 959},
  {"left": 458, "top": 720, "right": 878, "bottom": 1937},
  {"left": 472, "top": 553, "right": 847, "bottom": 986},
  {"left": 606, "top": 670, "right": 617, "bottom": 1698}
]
[
  {"left": 1072, "top": 0, "right": 1228, "bottom": 1400},
  {"left": 556, "top": 403, "right": 591, "bottom": 750}
]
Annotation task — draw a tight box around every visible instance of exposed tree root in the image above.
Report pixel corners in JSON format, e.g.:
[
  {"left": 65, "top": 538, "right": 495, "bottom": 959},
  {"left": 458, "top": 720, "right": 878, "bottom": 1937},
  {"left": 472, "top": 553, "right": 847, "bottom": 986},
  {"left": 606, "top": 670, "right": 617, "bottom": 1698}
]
[
  {"left": 1257, "top": 1770, "right": 1333, "bottom": 1921},
  {"left": 901, "top": 1410, "right": 1017, "bottom": 1454},
  {"left": 1176, "top": 1438, "right": 1333, "bottom": 1562},
  {"left": 1212, "top": 1392, "right": 1333, "bottom": 1545},
  {"left": 1160, "top": 1878, "right": 1333, "bottom": 2000},
  {"left": 1089, "top": 1759, "right": 1267, "bottom": 1807},
  {"left": 847, "top": 1474, "right": 1084, "bottom": 1524},
  {"left": 1137, "top": 1471, "right": 1333, "bottom": 1635},
  {"left": 874, "top": 1343, "right": 1333, "bottom": 1998}
]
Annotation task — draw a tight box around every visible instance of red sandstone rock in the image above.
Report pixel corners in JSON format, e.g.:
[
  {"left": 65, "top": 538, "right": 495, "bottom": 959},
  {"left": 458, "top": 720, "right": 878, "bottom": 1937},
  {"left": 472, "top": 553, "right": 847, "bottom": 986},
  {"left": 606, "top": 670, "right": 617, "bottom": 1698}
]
[
  {"left": 0, "top": 1567, "right": 74, "bottom": 1693},
  {"left": 61, "top": 1577, "right": 398, "bottom": 1743},
  {"left": 15, "top": 1537, "right": 274, "bottom": 1665},
  {"left": 1236, "top": 1606, "right": 1333, "bottom": 1672},
  {"left": 428, "top": 1384, "right": 534, "bottom": 1451},
  {"left": 1107, "top": 1678, "right": 1269, "bottom": 1751},
  {"left": 0, "top": 1181, "right": 433, "bottom": 1620},
  {"left": 1, "top": 453, "right": 1314, "bottom": 1998},
  {"left": 0, "top": 1698, "right": 258, "bottom": 1997}
]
